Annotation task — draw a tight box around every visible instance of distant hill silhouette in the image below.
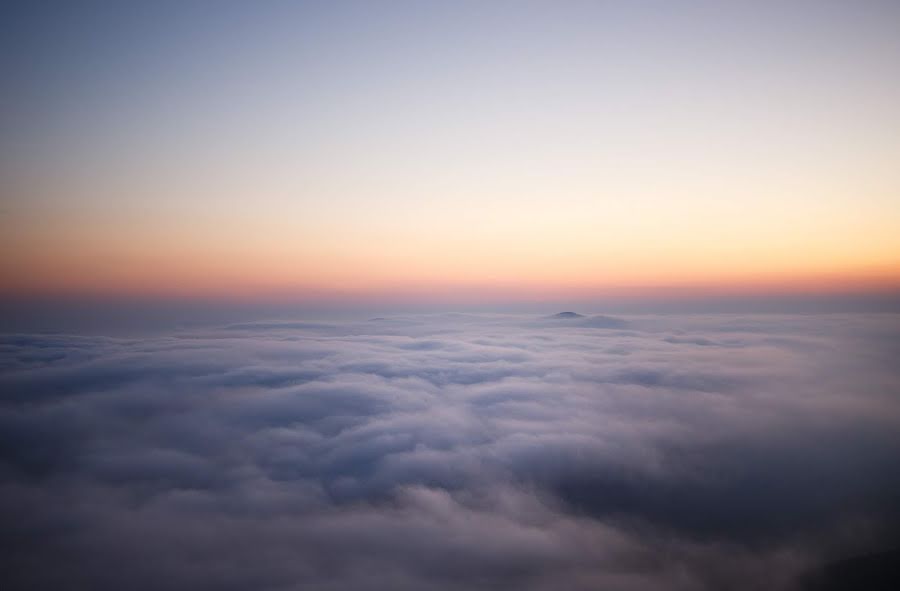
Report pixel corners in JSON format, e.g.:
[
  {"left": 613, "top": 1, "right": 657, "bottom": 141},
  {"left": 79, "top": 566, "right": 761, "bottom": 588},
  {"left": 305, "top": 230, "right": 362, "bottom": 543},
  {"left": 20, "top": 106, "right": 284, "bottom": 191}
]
[
  {"left": 543, "top": 312, "right": 628, "bottom": 329},
  {"left": 548, "top": 312, "right": 585, "bottom": 319}
]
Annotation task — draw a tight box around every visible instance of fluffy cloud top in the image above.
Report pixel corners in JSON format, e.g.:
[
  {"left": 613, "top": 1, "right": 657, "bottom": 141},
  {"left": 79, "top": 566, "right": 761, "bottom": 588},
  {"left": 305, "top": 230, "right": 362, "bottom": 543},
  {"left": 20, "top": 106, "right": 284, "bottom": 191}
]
[{"left": 2, "top": 313, "right": 899, "bottom": 590}]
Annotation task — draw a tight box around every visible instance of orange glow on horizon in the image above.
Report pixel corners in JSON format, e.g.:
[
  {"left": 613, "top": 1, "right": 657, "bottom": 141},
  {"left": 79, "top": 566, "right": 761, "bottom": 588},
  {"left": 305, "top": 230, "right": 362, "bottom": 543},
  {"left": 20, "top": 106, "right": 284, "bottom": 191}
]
[{"left": 3, "top": 238, "right": 899, "bottom": 303}]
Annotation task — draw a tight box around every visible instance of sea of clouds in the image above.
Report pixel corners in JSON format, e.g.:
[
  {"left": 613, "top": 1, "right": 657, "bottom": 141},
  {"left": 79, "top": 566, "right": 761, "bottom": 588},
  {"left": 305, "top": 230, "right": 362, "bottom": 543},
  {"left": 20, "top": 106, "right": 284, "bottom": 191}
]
[{"left": 1, "top": 312, "right": 899, "bottom": 590}]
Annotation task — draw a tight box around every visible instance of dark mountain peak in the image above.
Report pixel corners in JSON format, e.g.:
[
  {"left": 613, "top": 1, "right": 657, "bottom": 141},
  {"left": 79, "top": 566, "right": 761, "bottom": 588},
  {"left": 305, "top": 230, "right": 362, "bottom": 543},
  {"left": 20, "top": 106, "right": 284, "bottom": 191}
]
[{"left": 549, "top": 311, "right": 585, "bottom": 319}]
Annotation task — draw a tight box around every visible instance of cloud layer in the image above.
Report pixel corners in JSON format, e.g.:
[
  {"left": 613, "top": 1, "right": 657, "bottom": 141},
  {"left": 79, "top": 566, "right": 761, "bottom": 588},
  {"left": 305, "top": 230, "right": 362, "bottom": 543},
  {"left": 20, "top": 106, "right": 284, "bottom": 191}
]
[{"left": 2, "top": 313, "right": 899, "bottom": 590}]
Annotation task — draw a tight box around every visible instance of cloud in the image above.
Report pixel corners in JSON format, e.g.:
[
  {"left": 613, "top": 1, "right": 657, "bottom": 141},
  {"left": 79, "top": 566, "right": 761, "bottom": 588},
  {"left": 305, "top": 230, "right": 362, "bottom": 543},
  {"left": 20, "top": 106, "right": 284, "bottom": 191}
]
[{"left": 1, "top": 313, "right": 899, "bottom": 590}]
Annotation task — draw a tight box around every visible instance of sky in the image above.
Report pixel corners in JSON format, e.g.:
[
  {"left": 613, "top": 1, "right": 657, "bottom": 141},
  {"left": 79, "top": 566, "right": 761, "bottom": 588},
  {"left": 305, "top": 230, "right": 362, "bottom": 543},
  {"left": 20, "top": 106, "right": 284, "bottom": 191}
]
[{"left": 2, "top": 0, "right": 900, "bottom": 312}]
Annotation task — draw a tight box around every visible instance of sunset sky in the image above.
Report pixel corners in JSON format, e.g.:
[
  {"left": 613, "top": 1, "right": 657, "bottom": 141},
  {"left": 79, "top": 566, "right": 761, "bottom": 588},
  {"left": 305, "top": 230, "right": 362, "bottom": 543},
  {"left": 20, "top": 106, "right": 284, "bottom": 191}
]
[
  {"left": 4, "top": 4, "right": 900, "bottom": 589},
  {"left": 3, "top": 1, "right": 899, "bottom": 307}
]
